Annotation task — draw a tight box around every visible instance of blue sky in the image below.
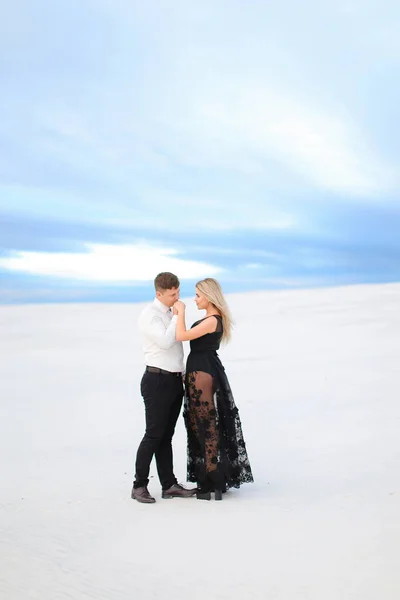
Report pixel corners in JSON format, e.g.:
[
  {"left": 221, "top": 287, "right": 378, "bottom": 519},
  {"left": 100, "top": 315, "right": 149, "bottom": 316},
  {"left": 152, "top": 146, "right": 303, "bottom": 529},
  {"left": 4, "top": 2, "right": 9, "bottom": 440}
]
[{"left": 1, "top": 0, "right": 400, "bottom": 303}]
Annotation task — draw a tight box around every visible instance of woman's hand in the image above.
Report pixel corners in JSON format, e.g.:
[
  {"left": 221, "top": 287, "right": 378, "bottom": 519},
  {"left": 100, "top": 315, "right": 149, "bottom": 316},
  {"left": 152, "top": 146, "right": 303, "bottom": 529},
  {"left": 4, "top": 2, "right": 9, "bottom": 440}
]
[{"left": 173, "top": 300, "right": 186, "bottom": 314}]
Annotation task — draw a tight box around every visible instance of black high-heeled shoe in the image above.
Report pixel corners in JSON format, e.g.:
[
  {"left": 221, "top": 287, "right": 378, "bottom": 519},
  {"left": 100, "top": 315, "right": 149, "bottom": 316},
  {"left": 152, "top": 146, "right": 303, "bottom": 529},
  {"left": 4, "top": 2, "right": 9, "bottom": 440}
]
[
  {"left": 196, "top": 490, "right": 211, "bottom": 500},
  {"left": 208, "top": 470, "right": 225, "bottom": 500}
]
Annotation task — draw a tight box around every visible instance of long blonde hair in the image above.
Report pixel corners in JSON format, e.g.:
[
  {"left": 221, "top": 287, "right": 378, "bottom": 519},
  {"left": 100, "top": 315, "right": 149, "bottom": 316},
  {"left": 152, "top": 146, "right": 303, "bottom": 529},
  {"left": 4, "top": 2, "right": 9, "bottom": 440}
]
[{"left": 196, "top": 278, "right": 233, "bottom": 344}]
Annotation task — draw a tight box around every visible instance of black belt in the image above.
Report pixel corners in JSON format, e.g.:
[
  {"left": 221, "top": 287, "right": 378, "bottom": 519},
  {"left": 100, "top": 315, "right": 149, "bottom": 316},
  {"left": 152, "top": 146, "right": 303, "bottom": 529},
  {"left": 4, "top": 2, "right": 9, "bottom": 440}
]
[{"left": 146, "top": 366, "right": 182, "bottom": 377}]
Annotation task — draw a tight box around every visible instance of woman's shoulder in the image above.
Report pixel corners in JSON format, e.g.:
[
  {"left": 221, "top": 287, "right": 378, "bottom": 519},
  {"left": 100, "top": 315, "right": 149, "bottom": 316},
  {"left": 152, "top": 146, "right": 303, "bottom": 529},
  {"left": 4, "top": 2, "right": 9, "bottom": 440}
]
[
  {"left": 190, "top": 315, "right": 220, "bottom": 329},
  {"left": 192, "top": 314, "right": 221, "bottom": 324}
]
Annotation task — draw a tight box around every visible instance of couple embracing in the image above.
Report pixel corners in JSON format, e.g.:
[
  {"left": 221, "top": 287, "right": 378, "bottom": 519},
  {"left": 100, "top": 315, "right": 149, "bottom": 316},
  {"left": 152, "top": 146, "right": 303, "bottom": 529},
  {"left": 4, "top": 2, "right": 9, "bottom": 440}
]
[{"left": 131, "top": 272, "right": 253, "bottom": 503}]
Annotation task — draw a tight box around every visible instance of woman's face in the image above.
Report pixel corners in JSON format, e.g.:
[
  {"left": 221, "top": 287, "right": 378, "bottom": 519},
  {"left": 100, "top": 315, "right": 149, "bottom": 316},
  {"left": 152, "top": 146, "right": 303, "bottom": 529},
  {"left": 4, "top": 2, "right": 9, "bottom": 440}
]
[{"left": 195, "top": 287, "right": 209, "bottom": 310}]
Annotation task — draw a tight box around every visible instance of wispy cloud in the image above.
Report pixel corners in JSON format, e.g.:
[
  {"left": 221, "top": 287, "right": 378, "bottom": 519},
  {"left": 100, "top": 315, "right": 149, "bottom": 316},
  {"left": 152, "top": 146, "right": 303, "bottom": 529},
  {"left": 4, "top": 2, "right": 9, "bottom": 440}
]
[
  {"left": 177, "top": 83, "right": 391, "bottom": 196},
  {"left": 0, "top": 243, "right": 222, "bottom": 282}
]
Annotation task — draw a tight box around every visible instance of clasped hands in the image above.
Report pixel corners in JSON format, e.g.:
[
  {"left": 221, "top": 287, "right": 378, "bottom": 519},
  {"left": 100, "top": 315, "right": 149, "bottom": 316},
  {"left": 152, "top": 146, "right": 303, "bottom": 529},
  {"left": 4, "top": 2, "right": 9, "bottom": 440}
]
[{"left": 173, "top": 300, "right": 186, "bottom": 315}]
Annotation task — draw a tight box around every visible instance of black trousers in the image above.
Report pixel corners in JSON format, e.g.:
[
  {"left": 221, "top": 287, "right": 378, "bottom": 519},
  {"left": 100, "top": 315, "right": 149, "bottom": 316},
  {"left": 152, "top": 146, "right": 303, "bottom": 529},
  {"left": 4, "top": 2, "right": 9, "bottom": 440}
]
[{"left": 134, "top": 371, "right": 184, "bottom": 490}]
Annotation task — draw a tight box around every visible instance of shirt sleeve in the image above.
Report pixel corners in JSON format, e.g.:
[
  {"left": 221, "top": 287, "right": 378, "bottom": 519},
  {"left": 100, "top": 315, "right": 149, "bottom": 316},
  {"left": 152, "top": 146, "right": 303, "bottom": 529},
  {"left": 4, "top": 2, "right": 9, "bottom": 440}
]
[{"left": 140, "top": 313, "right": 178, "bottom": 350}]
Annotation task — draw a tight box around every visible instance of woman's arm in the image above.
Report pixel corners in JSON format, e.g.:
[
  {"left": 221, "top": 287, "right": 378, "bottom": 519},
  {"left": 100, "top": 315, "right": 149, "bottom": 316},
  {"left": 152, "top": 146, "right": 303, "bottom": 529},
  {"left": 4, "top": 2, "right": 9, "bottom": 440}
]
[{"left": 174, "top": 301, "right": 218, "bottom": 342}]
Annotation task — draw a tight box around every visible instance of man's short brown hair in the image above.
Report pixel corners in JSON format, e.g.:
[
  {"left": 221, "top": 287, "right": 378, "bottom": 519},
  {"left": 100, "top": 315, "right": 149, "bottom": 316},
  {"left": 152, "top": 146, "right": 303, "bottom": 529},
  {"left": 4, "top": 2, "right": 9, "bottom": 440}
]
[{"left": 154, "top": 272, "right": 180, "bottom": 291}]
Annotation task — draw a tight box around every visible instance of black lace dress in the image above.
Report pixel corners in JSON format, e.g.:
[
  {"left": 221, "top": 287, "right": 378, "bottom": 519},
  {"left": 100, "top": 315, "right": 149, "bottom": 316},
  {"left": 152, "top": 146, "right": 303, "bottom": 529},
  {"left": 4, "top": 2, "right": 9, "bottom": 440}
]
[{"left": 183, "top": 315, "right": 253, "bottom": 492}]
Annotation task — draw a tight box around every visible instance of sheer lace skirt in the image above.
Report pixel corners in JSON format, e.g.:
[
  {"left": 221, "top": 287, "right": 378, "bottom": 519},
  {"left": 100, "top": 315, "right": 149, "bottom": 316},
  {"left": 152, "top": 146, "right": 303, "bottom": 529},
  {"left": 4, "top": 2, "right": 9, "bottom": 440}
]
[{"left": 184, "top": 370, "right": 253, "bottom": 490}]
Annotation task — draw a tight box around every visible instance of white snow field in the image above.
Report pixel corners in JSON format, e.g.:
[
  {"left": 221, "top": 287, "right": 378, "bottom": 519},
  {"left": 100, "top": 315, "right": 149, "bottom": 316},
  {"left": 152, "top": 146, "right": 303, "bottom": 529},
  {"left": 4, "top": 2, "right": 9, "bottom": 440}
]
[{"left": 1, "top": 283, "right": 399, "bottom": 600}]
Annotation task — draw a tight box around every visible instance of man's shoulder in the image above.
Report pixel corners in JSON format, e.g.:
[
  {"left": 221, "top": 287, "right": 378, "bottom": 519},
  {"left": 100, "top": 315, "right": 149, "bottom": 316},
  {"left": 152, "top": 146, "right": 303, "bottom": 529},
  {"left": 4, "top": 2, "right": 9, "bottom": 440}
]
[{"left": 138, "top": 302, "right": 158, "bottom": 324}]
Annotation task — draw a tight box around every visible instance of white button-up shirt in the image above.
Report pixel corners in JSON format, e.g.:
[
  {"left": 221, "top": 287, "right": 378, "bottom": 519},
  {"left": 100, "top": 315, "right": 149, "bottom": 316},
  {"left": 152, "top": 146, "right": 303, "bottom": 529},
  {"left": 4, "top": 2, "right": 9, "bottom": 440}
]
[{"left": 138, "top": 298, "right": 184, "bottom": 373}]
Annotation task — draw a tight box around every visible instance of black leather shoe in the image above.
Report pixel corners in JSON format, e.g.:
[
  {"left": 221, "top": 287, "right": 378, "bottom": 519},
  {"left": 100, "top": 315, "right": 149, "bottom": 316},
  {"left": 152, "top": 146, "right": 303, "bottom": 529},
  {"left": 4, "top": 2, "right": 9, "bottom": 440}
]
[
  {"left": 131, "top": 486, "right": 156, "bottom": 504},
  {"left": 162, "top": 483, "right": 197, "bottom": 499}
]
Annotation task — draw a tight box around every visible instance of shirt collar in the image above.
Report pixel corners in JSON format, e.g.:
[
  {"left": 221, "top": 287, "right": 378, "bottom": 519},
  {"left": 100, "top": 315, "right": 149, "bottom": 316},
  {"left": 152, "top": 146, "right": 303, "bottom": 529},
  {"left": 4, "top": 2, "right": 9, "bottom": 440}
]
[{"left": 153, "top": 297, "right": 171, "bottom": 314}]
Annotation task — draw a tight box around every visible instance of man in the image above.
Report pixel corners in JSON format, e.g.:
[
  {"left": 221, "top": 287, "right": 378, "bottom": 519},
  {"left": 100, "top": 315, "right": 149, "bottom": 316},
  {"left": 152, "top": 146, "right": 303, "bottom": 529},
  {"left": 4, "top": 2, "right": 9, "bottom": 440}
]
[{"left": 131, "top": 272, "right": 196, "bottom": 503}]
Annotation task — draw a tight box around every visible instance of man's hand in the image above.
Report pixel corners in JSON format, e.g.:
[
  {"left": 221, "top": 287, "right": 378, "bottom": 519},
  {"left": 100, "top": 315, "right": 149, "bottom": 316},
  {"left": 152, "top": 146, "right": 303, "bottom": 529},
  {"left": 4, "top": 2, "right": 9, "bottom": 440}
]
[{"left": 173, "top": 300, "right": 186, "bottom": 314}]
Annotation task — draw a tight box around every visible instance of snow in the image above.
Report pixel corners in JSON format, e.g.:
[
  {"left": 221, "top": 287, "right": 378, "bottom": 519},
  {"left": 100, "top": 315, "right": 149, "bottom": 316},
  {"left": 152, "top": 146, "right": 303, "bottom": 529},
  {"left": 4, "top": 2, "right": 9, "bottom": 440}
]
[{"left": 1, "top": 283, "right": 399, "bottom": 599}]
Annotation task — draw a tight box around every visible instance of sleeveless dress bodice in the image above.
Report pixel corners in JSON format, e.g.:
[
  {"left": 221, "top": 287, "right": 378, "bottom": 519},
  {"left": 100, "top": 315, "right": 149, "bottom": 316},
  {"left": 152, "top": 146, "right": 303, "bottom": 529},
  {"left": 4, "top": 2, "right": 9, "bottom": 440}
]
[{"left": 186, "top": 315, "right": 223, "bottom": 377}]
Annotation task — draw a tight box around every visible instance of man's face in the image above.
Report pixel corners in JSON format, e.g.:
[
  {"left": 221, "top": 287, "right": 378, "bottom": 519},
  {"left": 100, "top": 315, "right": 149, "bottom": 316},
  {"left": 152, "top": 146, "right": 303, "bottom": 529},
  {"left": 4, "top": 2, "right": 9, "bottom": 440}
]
[{"left": 156, "top": 287, "right": 180, "bottom": 308}]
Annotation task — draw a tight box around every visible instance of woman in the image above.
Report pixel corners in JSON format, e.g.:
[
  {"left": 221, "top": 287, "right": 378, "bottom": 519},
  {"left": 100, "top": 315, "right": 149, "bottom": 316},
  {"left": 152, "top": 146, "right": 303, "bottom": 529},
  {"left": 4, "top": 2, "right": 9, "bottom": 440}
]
[{"left": 174, "top": 278, "right": 253, "bottom": 500}]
